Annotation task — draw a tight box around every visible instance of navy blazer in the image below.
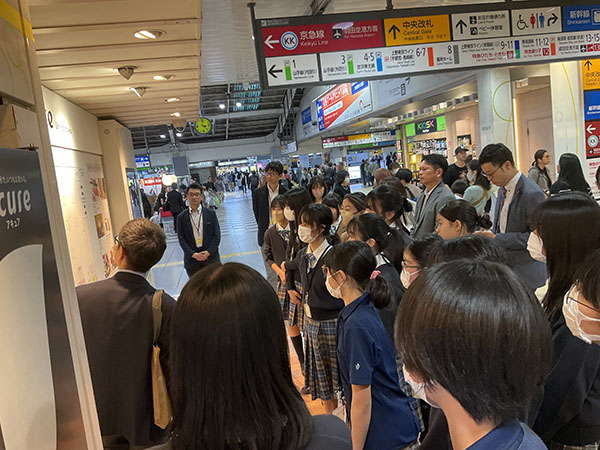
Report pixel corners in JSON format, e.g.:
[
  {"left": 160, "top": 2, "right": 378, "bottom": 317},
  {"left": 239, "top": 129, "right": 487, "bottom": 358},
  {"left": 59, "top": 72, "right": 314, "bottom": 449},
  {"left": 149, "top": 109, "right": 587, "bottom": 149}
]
[
  {"left": 252, "top": 182, "right": 288, "bottom": 247},
  {"left": 176, "top": 207, "right": 221, "bottom": 271},
  {"left": 493, "top": 174, "right": 547, "bottom": 290}
]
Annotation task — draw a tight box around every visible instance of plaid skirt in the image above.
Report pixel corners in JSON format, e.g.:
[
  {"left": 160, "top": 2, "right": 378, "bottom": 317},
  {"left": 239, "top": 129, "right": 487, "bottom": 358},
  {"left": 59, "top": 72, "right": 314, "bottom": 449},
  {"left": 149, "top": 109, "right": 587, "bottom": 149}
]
[
  {"left": 277, "top": 280, "right": 305, "bottom": 329},
  {"left": 305, "top": 316, "right": 339, "bottom": 401},
  {"left": 549, "top": 441, "right": 600, "bottom": 450},
  {"left": 396, "top": 355, "right": 425, "bottom": 433}
]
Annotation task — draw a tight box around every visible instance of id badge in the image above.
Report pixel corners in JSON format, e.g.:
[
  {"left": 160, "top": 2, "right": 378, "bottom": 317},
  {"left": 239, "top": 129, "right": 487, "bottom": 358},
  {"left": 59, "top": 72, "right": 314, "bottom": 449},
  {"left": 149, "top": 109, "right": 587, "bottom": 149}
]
[
  {"left": 195, "top": 237, "right": 203, "bottom": 247},
  {"left": 303, "top": 304, "right": 312, "bottom": 319}
]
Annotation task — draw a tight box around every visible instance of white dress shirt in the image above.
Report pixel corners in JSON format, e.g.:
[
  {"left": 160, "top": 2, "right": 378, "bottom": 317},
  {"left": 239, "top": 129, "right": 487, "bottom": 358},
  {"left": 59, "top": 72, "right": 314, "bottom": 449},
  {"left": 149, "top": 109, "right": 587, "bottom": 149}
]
[
  {"left": 500, "top": 172, "right": 522, "bottom": 233},
  {"left": 306, "top": 238, "right": 330, "bottom": 272},
  {"left": 189, "top": 206, "right": 203, "bottom": 248},
  {"left": 268, "top": 183, "right": 279, "bottom": 224}
]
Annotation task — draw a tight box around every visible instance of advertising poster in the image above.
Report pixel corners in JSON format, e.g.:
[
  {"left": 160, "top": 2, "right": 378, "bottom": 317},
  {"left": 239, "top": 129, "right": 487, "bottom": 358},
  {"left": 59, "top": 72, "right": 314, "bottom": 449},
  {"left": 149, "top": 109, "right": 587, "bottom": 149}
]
[
  {"left": 52, "top": 147, "right": 116, "bottom": 285},
  {"left": 316, "top": 81, "right": 372, "bottom": 131},
  {"left": 0, "top": 148, "right": 88, "bottom": 449}
]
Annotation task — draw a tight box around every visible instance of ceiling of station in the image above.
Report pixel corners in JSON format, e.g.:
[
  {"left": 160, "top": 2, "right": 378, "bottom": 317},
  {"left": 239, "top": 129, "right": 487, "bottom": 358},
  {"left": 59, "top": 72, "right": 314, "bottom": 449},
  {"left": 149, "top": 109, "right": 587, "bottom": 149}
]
[{"left": 30, "top": 0, "right": 503, "bottom": 146}]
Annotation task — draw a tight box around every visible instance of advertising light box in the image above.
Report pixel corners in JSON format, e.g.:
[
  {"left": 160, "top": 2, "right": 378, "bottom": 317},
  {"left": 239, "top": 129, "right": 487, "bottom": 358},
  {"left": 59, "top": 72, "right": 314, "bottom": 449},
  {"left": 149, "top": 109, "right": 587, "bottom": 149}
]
[{"left": 316, "top": 82, "right": 372, "bottom": 131}]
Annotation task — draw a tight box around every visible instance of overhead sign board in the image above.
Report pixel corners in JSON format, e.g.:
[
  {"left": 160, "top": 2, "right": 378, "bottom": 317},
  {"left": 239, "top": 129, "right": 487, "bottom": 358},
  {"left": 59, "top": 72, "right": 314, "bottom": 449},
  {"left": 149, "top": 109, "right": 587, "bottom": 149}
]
[
  {"left": 253, "top": 2, "right": 600, "bottom": 89},
  {"left": 322, "top": 130, "right": 397, "bottom": 148},
  {"left": 585, "top": 120, "right": 600, "bottom": 158},
  {"left": 585, "top": 89, "right": 600, "bottom": 121},
  {"left": 316, "top": 82, "right": 372, "bottom": 131},
  {"left": 511, "top": 7, "right": 562, "bottom": 36},
  {"left": 406, "top": 116, "right": 446, "bottom": 137},
  {"left": 582, "top": 59, "right": 600, "bottom": 90},
  {"left": 451, "top": 11, "right": 511, "bottom": 40}
]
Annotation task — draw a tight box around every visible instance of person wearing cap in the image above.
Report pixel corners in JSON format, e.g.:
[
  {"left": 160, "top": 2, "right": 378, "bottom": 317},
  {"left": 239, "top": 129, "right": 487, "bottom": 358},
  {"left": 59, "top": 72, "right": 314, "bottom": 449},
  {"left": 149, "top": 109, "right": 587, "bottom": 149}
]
[{"left": 444, "top": 146, "right": 468, "bottom": 188}]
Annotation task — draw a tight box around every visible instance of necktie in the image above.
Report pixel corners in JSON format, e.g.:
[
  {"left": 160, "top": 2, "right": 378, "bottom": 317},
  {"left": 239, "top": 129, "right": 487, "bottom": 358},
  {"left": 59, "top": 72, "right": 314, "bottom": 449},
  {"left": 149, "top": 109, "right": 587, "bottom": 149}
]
[
  {"left": 307, "top": 253, "right": 317, "bottom": 273},
  {"left": 278, "top": 229, "right": 290, "bottom": 242},
  {"left": 495, "top": 187, "right": 508, "bottom": 233}
]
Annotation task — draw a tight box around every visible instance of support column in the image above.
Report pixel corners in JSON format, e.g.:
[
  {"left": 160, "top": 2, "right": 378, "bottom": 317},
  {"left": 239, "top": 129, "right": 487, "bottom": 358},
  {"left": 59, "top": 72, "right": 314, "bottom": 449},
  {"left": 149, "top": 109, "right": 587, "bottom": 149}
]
[{"left": 477, "top": 68, "right": 516, "bottom": 158}]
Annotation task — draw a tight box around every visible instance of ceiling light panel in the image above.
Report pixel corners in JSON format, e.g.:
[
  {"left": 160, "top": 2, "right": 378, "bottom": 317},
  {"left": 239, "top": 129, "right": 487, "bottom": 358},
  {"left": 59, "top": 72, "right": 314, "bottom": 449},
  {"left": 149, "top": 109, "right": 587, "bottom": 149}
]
[{"left": 134, "top": 30, "right": 165, "bottom": 40}]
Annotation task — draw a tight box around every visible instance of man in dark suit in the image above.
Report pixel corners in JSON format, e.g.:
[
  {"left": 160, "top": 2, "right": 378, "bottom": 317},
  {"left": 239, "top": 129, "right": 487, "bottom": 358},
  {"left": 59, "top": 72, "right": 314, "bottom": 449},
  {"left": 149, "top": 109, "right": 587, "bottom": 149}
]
[
  {"left": 177, "top": 184, "right": 221, "bottom": 278},
  {"left": 166, "top": 182, "right": 185, "bottom": 232},
  {"left": 252, "top": 161, "right": 287, "bottom": 286},
  {"left": 476, "top": 143, "right": 547, "bottom": 290},
  {"left": 76, "top": 219, "right": 176, "bottom": 449}
]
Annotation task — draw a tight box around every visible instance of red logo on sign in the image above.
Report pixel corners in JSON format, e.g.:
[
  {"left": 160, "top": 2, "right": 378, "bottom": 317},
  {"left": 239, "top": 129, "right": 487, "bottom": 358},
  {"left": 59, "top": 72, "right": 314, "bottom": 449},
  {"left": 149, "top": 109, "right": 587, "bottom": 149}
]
[
  {"left": 585, "top": 120, "right": 600, "bottom": 159},
  {"left": 261, "top": 21, "right": 383, "bottom": 57}
]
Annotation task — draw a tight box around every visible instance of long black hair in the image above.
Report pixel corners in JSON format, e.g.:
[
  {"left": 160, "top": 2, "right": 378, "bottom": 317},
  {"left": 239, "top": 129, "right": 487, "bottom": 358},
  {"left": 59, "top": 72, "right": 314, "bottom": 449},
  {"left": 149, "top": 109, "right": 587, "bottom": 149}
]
[
  {"left": 324, "top": 241, "right": 393, "bottom": 309},
  {"left": 367, "top": 184, "right": 411, "bottom": 228},
  {"left": 299, "top": 203, "right": 340, "bottom": 246},
  {"left": 284, "top": 188, "right": 312, "bottom": 259},
  {"left": 556, "top": 153, "right": 591, "bottom": 194},
  {"left": 171, "top": 263, "right": 313, "bottom": 450},
  {"left": 438, "top": 199, "right": 492, "bottom": 232},
  {"left": 467, "top": 159, "right": 491, "bottom": 191},
  {"left": 346, "top": 213, "right": 391, "bottom": 255},
  {"left": 307, "top": 176, "right": 327, "bottom": 202},
  {"left": 532, "top": 191, "right": 600, "bottom": 316}
]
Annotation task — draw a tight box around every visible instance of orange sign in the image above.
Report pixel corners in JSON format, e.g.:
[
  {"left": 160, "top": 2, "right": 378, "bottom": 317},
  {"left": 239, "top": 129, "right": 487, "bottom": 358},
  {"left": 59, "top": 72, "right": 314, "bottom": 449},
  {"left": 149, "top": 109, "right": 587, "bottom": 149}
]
[{"left": 582, "top": 59, "right": 600, "bottom": 91}]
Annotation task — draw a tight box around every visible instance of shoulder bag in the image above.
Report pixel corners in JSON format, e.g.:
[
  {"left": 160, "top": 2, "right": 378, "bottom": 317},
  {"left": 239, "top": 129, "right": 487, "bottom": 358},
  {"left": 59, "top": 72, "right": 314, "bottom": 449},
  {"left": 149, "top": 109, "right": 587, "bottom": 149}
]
[{"left": 151, "top": 290, "right": 172, "bottom": 429}]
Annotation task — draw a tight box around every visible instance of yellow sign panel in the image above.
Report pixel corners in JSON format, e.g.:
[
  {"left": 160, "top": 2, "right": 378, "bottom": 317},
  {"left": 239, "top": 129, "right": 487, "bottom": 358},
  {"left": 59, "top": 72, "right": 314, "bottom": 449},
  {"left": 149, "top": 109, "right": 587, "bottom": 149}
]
[
  {"left": 348, "top": 133, "right": 370, "bottom": 141},
  {"left": 582, "top": 59, "right": 600, "bottom": 91},
  {"left": 384, "top": 15, "right": 450, "bottom": 46}
]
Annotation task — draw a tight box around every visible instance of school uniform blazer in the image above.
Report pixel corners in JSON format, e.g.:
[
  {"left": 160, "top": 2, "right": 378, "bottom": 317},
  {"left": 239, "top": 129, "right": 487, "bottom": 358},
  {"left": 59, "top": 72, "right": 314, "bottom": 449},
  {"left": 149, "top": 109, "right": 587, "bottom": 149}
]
[
  {"left": 76, "top": 272, "right": 176, "bottom": 446},
  {"left": 412, "top": 183, "right": 455, "bottom": 238},
  {"left": 252, "top": 182, "right": 288, "bottom": 247},
  {"left": 262, "top": 225, "right": 288, "bottom": 267},
  {"left": 285, "top": 245, "right": 344, "bottom": 321},
  {"left": 177, "top": 208, "right": 221, "bottom": 271},
  {"left": 492, "top": 174, "right": 547, "bottom": 290}
]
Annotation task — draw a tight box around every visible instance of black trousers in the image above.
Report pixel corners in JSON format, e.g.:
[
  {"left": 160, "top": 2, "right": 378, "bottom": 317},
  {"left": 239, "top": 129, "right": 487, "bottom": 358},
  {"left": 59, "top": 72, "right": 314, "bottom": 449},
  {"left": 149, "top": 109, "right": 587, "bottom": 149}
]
[{"left": 171, "top": 211, "right": 181, "bottom": 232}]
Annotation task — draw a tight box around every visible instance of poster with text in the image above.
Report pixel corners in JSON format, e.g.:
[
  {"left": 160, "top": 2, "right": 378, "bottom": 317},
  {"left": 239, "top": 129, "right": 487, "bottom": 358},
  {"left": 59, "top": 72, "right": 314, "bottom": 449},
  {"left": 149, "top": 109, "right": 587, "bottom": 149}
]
[
  {"left": 52, "top": 147, "right": 115, "bottom": 285},
  {"left": 0, "top": 148, "right": 88, "bottom": 449},
  {"left": 316, "top": 81, "right": 372, "bottom": 131}
]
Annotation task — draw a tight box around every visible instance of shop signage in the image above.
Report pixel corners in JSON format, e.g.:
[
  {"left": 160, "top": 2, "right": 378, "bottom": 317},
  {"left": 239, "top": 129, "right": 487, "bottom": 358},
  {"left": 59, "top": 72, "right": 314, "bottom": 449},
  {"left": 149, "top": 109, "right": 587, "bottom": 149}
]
[
  {"left": 316, "top": 82, "right": 372, "bottom": 131},
  {"left": 451, "top": 11, "right": 511, "bottom": 40},
  {"left": 406, "top": 116, "right": 446, "bottom": 137},
  {"left": 582, "top": 59, "right": 600, "bottom": 90},
  {"left": 253, "top": 1, "right": 600, "bottom": 88},
  {"left": 322, "top": 130, "right": 396, "bottom": 148}
]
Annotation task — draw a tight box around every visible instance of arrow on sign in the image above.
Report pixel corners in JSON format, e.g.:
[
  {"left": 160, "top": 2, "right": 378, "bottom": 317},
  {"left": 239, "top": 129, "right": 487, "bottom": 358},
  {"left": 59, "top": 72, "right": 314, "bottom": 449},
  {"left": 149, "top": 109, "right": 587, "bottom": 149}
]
[
  {"left": 456, "top": 19, "right": 468, "bottom": 34},
  {"left": 388, "top": 24, "right": 400, "bottom": 39},
  {"left": 587, "top": 123, "right": 596, "bottom": 134},
  {"left": 264, "top": 35, "right": 278, "bottom": 50},
  {"left": 547, "top": 13, "right": 559, "bottom": 26},
  {"left": 268, "top": 65, "right": 283, "bottom": 78},
  {"left": 585, "top": 60, "right": 593, "bottom": 70}
]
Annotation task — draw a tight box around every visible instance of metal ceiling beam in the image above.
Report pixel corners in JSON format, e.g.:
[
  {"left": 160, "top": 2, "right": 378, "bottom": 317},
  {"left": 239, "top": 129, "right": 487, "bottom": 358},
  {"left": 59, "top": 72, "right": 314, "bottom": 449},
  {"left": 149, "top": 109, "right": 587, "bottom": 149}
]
[
  {"left": 33, "top": 18, "right": 201, "bottom": 33},
  {"left": 37, "top": 54, "right": 200, "bottom": 69},
  {"left": 36, "top": 39, "right": 200, "bottom": 54},
  {"left": 40, "top": 68, "right": 199, "bottom": 83}
]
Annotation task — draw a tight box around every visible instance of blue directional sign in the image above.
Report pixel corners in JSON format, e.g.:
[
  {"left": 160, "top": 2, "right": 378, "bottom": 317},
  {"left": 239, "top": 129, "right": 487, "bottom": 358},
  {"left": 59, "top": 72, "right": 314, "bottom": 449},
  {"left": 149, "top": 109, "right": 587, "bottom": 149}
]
[
  {"left": 564, "top": 6, "right": 600, "bottom": 32},
  {"left": 584, "top": 89, "right": 600, "bottom": 121}
]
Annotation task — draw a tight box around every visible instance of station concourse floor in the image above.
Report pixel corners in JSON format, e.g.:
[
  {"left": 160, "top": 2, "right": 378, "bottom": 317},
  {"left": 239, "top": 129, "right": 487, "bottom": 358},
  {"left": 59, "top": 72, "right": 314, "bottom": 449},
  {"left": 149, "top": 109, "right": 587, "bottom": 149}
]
[{"left": 149, "top": 189, "right": 326, "bottom": 415}]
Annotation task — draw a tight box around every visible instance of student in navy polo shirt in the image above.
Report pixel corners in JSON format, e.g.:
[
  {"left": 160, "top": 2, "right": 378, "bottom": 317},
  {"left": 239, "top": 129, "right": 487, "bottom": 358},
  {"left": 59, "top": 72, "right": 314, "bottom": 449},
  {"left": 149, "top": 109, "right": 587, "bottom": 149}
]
[
  {"left": 396, "top": 259, "right": 552, "bottom": 450},
  {"left": 323, "top": 241, "right": 420, "bottom": 450}
]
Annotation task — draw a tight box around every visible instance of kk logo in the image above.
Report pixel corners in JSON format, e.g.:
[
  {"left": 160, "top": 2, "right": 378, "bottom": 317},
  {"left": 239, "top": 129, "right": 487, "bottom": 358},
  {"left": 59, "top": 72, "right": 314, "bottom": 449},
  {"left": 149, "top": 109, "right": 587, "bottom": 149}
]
[{"left": 281, "top": 31, "right": 298, "bottom": 50}]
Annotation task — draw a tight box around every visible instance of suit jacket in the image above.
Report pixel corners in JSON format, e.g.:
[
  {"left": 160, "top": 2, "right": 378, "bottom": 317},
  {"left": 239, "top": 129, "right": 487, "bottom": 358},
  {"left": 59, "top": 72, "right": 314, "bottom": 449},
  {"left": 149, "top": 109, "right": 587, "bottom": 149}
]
[
  {"left": 76, "top": 272, "right": 176, "bottom": 446},
  {"left": 166, "top": 190, "right": 185, "bottom": 214},
  {"left": 493, "top": 174, "right": 547, "bottom": 290},
  {"left": 252, "top": 182, "right": 288, "bottom": 247},
  {"left": 177, "top": 207, "right": 221, "bottom": 271},
  {"left": 412, "top": 182, "right": 455, "bottom": 238}
]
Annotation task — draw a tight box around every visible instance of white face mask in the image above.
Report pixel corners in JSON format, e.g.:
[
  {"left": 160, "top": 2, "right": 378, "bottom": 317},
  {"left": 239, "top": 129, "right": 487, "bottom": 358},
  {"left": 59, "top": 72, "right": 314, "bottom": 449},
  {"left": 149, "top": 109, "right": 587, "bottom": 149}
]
[
  {"left": 402, "top": 366, "right": 440, "bottom": 408},
  {"left": 527, "top": 232, "right": 546, "bottom": 263},
  {"left": 284, "top": 208, "right": 295, "bottom": 222},
  {"left": 563, "top": 286, "right": 600, "bottom": 345},
  {"left": 467, "top": 171, "right": 475, "bottom": 183},
  {"left": 325, "top": 274, "right": 344, "bottom": 299},
  {"left": 298, "top": 225, "right": 317, "bottom": 244},
  {"left": 401, "top": 267, "right": 421, "bottom": 289}
]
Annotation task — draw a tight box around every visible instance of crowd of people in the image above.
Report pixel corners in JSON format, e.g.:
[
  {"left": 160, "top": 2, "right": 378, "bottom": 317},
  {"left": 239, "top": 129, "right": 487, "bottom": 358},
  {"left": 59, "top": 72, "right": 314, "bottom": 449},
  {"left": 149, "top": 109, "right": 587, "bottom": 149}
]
[{"left": 72, "top": 142, "right": 600, "bottom": 450}]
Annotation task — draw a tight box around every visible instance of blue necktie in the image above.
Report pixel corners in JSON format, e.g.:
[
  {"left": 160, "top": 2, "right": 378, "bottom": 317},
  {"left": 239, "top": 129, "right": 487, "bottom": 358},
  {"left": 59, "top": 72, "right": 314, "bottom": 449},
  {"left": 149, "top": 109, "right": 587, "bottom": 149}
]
[
  {"left": 278, "top": 229, "right": 290, "bottom": 242},
  {"left": 307, "top": 253, "right": 317, "bottom": 273}
]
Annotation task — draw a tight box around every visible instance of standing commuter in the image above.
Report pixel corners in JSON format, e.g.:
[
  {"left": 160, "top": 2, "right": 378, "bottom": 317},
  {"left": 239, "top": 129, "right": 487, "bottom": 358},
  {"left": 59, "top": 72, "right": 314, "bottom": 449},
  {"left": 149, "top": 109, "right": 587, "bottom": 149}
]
[
  {"left": 166, "top": 182, "right": 185, "bottom": 232},
  {"left": 333, "top": 172, "right": 351, "bottom": 204},
  {"left": 550, "top": 153, "right": 592, "bottom": 196},
  {"left": 412, "top": 154, "right": 455, "bottom": 238},
  {"left": 77, "top": 219, "right": 176, "bottom": 449},
  {"left": 308, "top": 176, "right": 327, "bottom": 203},
  {"left": 253, "top": 161, "right": 288, "bottom": 287},
  {"left": 325, "top": 241, "right": 420, "bottom": 450},
  {"left": 528, "top": 149, "right": 553, "bottom": 195},
  {"left": 443, "top": 146, "right": 468, "bottom": 188},
  {"left": 396, "top": 169, "right": 421, "bottom": 201},
  {"left": 476, "top": 143, "right": 547, "bottom": 290},
  {"left": 463, "top": 160, "right": 492, "bottom": 216},
  {"left": 248, "top": 170, "right": 259, "bottom": 193},
  {"left": 176, "top": 184, "right": 221, "bottom": 278},
  {"left": 435, "top": 199, "right": 492, "bottom": 240}
]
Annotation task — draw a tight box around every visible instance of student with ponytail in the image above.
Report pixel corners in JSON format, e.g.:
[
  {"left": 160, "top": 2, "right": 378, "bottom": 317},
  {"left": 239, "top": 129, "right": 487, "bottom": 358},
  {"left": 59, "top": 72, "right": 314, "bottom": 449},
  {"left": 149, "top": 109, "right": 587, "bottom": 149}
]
[
  {"left": 324, "top": 241, "right": 420, "bottom": 450},
  {"left": 435, "top": 199, "right": 492, "bottom": 240}
]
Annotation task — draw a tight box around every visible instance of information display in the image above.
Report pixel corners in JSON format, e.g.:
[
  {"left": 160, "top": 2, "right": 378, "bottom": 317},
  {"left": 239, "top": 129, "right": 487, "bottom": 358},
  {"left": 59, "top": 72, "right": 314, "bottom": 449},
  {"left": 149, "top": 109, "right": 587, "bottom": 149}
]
[{"left": 253, "top": 1, "right": 600, "bottom": 88}]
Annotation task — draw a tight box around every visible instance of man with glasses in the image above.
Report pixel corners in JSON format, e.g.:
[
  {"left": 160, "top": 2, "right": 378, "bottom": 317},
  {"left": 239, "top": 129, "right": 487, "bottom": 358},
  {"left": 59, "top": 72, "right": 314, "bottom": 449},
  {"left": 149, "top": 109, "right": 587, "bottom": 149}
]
[
  {"left": 252, "top": 161, "right": 288, "bottom": 287},
  {"left": 475, "top": 143, "right": 546, "bottom": 290},
  {"left": 177, "top": 184, "right": 221, "bottom": 278},
  {"left": 77, "top": 219, "right": 176, "bottom": 449}
]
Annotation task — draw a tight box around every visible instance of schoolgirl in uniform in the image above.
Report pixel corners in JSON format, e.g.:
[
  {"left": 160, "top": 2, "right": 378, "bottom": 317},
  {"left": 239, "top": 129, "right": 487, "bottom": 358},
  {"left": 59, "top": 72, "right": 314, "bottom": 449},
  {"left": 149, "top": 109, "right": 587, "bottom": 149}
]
[
  {"left": 286, "top": 203, "right": 342, "bottom": 412},
  {"left": 324, "top": 241, "right": 420, "bottom": 450}
]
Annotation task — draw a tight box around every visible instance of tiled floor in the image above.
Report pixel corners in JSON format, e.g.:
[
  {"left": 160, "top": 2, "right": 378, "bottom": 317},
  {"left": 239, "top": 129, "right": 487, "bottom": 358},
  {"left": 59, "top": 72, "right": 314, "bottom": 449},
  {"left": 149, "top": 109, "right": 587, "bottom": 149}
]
[{"left": 149, "top": 189, "right": 326, "bottom": 415}]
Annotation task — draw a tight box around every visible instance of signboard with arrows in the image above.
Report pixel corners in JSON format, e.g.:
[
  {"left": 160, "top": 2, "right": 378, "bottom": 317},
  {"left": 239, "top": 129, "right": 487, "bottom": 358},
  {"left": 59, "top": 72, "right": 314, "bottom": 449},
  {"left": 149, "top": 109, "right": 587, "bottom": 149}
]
[
  {"left": 582, "top": 58, "right": 600, "bottom": 90},
  {"left": 252, "top": 1, "right": 600, "bottom": 88},
  {"left": 585, "top": 120, "right": 600, "bottom": 159}
]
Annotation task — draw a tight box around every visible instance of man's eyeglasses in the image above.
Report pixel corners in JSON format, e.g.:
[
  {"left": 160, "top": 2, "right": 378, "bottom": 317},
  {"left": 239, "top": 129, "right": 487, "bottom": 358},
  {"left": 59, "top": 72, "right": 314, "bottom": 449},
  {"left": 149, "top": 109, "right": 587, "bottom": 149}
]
[{"left": 482, "top": 165, "right": 502, "bottom": 179}]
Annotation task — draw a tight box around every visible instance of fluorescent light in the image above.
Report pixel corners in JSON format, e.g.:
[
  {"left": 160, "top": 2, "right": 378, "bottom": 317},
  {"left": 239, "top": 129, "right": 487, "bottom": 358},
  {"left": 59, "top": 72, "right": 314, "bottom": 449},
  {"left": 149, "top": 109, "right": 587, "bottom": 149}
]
[
  {"left": 159, "top": 134, "right": 166, "bottom": 138},
  {"left": 170, "top": 112, "right": 181, "bottom": 117},
  {"left": 134, "top": 29, "right": 164, "bottom": 40},
  {"left": 176, "top": 133, "right": 183, "bottom": 137},
  {"left": 219, "top": 103, "right": 226, "bottom": 110},
  {"left": 235, "top": 101, "right": 242, "bottom": 107},
  {"left": 165, "top": 97, "right": 180, "bottom": 103},
  {"left": 129, "top": 87, "right": 146, "bottom": 98},
  {"left": 153, "top": 75, "right": 174, "bottom": 81}
]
